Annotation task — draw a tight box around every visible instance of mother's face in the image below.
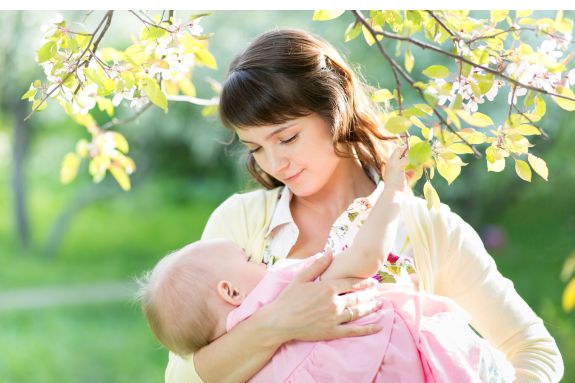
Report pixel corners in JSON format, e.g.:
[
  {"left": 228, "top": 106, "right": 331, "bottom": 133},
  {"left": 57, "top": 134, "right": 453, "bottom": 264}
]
[{"left": 236, "top": 113, "right": 343, "bottom": 197}]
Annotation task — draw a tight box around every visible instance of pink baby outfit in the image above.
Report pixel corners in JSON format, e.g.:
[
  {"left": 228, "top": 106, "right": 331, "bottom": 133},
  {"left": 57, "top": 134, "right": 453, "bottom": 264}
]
[{"left": 226, "top": 254, "right": 515, "bottom": 383}]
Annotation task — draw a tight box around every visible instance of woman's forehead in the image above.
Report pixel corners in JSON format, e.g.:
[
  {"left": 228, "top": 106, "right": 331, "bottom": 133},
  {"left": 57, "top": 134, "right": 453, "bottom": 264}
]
[{"left": 235, "top": 120, "right": 300, "bottom": 142}]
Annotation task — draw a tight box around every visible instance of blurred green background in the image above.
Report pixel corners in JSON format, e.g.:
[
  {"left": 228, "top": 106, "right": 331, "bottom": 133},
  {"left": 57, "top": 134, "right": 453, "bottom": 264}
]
[{"left": 0, "top": 10, "right": 574, "bottom": 383}]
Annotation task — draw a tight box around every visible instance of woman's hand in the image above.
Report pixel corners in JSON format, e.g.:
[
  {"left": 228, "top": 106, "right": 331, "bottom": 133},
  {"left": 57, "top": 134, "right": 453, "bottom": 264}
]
[{"left": 261, "top": 250, "right": 385, "bottom": 343}]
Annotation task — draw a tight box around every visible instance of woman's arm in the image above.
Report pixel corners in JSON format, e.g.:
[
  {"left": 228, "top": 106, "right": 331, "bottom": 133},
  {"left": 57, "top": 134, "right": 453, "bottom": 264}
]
[
  {"left": 166, "top": 192, "right": 385, "bottom": 383},
  {"left": 408, "top": 199, "right": 564, "bottom": 383},
  {"left": 193, "top": 253, "right": 383, "bottom": 382}
]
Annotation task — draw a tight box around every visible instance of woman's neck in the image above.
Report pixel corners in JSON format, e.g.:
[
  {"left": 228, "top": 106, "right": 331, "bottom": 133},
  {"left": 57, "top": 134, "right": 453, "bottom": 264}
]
[{"left": 291, "top": 157, "right": 375, "bottom": 222}]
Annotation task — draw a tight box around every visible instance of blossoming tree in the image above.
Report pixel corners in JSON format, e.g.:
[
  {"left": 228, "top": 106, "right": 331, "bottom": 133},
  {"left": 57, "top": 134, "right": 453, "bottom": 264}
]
[{"left": 23, "top": 10, "right": 575, "bottom": 311}]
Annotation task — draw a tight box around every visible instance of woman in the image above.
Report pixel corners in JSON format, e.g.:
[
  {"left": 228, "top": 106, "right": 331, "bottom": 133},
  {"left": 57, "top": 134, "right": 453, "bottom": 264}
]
[{"left": 166, "top": 29, "right": 563, "bottom": 383}]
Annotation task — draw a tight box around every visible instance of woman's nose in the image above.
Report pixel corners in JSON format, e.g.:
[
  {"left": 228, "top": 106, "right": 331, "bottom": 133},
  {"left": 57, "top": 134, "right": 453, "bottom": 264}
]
[{"left": 268, "top": 151, "right": 289, "bottom": 174}]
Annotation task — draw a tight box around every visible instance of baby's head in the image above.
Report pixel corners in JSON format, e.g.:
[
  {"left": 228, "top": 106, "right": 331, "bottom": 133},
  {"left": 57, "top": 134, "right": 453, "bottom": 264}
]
[{"left": 137, "top": 238, "right": 267, "bottom": 356}]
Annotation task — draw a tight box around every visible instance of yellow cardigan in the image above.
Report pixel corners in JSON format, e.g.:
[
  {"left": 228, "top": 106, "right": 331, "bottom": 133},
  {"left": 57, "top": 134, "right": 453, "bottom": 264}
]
[{"left": 166, "top": 187, "right": 563, "bottom": 383}]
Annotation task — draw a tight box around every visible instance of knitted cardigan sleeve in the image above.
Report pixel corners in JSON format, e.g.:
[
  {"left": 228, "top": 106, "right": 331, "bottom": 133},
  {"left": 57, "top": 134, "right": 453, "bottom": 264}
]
[{"left": 401, "top": 197, "right": 564, "bottom": 383}]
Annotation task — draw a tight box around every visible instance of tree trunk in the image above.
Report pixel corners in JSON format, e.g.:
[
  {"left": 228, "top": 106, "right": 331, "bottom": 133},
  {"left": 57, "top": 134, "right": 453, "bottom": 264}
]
[{"left": 11, "top": 100, "right": 30, "bottom": 249}]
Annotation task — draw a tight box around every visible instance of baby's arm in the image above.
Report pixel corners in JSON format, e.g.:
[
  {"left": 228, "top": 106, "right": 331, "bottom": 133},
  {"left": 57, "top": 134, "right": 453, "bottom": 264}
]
[{"left": 321, "top": 147, "right": 408, "bottom": 281}]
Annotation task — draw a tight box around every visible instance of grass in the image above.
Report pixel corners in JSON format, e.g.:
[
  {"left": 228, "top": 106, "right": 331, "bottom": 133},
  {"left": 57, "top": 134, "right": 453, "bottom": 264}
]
[
  {"left": 0, "top": 302, "right": 165, "bottom": 383},
  {"left": 0, "top": 174, "right": 227, "bottom": 383}
]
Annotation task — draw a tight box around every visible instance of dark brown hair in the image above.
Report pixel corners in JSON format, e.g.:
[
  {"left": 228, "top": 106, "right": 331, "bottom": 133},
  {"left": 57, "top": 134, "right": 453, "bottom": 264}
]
[{"left": 219, "top": 28, "right": 394, "bottom": 189}]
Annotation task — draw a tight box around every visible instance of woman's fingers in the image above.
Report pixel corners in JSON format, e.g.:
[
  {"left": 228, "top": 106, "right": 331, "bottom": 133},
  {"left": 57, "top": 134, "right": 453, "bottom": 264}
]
[
  {"left": 329, "top": 277, "right": 378, "bottom": 294},
  {"left": 329, "top": 323, "right": 383, "bottom": 339},
  {"left": 337, "top": 298, "right": 383, "bottom": 324}
]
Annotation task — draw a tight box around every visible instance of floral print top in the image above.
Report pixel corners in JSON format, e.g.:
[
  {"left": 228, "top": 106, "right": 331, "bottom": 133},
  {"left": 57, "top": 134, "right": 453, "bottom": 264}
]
[{"left": 262, "top": 182, "right": 417, "bottom": 284}]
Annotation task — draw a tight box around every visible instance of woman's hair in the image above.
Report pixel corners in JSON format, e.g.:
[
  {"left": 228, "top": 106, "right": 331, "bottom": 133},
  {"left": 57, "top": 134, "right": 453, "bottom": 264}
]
[
  {"left": 136, "top": 248, "right": 218, "bottom": 355},
  {"left": 219, "top": 28, "right": 394, "bottom": 189}
]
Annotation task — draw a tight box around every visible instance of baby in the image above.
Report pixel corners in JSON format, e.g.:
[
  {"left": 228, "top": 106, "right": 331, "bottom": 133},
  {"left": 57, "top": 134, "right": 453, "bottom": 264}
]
[{"left": 138, "top": 148, "right": 515, "bottom": 382}]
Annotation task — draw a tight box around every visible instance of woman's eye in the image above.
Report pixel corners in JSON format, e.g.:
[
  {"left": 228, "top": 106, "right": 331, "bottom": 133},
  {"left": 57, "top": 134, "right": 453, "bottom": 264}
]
[
  {"left": 248, "top": 147, "right": 261, "bottom": 154},
  {"left": 280, "top": 134, "right": 298, "bottom": 144},
  {"left": 247, "top": 255, "right": 252, "bottom": 262}
]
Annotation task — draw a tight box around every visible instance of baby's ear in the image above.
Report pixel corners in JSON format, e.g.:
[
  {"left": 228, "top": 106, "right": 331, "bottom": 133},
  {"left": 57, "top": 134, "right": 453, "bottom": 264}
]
[{"left": 216, "top": 280, "right": 244, "bottom": 306}]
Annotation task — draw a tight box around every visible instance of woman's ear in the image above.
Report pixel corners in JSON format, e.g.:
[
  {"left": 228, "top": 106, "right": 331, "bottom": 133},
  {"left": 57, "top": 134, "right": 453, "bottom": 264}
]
[{"left": 216, "top": 280, "right": 244, "bottom": 306}]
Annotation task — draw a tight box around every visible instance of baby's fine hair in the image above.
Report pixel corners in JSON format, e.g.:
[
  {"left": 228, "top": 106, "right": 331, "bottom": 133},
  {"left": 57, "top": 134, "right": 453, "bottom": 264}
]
[{"left": 136, "top": 245, "right": 218, "bottom": 355}]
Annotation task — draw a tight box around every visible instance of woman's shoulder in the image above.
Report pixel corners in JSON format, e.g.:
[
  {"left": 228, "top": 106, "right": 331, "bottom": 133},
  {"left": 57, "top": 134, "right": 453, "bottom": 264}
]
[
  {"left": 203, "top": 186, "right": 283, "bottom": 247},
  {"left": 400, "top": 193, "right": 471, "bottom": 237},
  {"left": 217, "top": 186, "right": 283, "bottom": 212}
]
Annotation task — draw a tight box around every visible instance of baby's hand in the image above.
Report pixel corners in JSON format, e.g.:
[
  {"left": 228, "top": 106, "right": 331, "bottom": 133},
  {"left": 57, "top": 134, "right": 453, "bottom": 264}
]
[{"left": 383, "top": 146, "right": 409, "bottom": 192}]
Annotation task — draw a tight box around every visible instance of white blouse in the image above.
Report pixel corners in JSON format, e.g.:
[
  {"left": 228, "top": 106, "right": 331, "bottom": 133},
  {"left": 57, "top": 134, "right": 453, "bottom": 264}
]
[{"left": 262, "top": 182, "right": 416, "bottom": 282}]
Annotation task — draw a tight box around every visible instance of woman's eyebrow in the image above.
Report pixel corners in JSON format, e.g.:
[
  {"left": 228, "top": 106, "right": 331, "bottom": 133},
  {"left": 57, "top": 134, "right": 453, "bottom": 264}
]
[{"left": 239, "top": 123, "right": 296, "bottom": 144}]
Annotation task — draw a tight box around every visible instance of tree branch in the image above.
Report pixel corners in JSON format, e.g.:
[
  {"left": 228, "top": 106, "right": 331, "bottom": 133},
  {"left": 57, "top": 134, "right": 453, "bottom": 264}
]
[
  {"left": 512, "top": 104, "right": 550, "bottom": 139},
  {"left": 426, "top": 11, "right": 457, "bottom": 38},
  {"left": 24, "top": 11, "right": 114, "bottom": 121},
  {"left": 101, "top": 102, "right": 152, "bottom": 130},
  {"left": 353, "top": 11, "right": 482, "bottom": 158},
  {"left": 166, "top": 95, "right": 219, "bottom": 106},
  {"left": 352, "top": 13, "right": 403, "bottom": 113},
  {"left": 362, "top": 17, "right": 575, "bottom": 103},
  {"left": 129, "top": 10, "right": 172, "bottom": 32}
]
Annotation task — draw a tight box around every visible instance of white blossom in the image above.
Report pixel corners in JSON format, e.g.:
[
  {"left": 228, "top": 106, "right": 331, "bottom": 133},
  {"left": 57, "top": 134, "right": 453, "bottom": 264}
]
[
  {"left": 539, "top": 39, "right": 563, "bottom": 60},
  {"left": 567, "top": 68, "right": 575, "bottom": 86}
]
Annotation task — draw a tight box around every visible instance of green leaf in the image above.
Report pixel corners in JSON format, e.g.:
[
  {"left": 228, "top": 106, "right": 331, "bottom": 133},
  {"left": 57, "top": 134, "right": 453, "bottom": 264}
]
[
  {"left": 490, "top": 10, "right": 509, "bottom": 23},
  {"left": 409, "top": 116, "right": 427, "bottom": 130},
  {"left": 514, "top": 159, "right": 532, "bottom": 182},
  {"left": 60, "top": 152, "right": 81, "bottom": 184},
  {"left": 552, "top": 86, "right": 575, "bottom": 111},
  {"left": 516, "top": 125, "right": 541, "bottom": 136},
  {"left": 385, "top": 116, "right": 412, "bottom": 134},
  {"left": 443, "top": 107, "right": 461, "bottom": 129},
  {"left": 120, "top": 71, "right": 136, "bottom": 89},
  {"left": 405, "top": 48, "right": 414, "bottom": 73},
  {"left": 109, "top": 163, "right": 131, "bottom": 191},
  {"left": 32, "top": 99, "right": 48, "bottom": 112},
  {"left": 372, "top": 89, "right": 394, "bottom": 103},
  {"left": 563, "top": 277, "right": 575, "bottom": 312},
  {"left": 96, "top": 97, "right": 114, "bottom": 117},
  {"left": 362, "top": 24, "right": 382, "bottom": 46},
  {"left": 76, "top": 34, "right": 91, "bottom": 50},
  {"left": 124, "top": 44, "right": 146, "bottom": 66},
  {"left": 534, "top": 95, "right": 546, "bottom": 117},
  {"left": 527, "top": 153, "right": 548, "bottom": 181},
  {"left": 37, "top": 41, "right": 57, "bottom": 63},
  {"left": 189, "top": 12, "right": 213, "bottom": 21},
  {"left": 312, "top": 10, "right": 345, "bottom": 21},
  {"left": 408, "top": 141, "right": 432, "bottom": 166},
  {"left": 21, "top": 85, "right": 37, "bottom": 100},
  {"left": 516, "top": 10, "right": 533, "bottom": 18},
  {"left": 414, "top": 104, "right": 433, "bottom": 115},
  {"left": 458, "top": 129, "right": 487, "bottom": 145},
  {"left": 448, "top": 143, "right": 474, "bottom": 154},
  {"left": 422, "top": 65, "right": 449, "bottom": 79},
  {"left": 194, "top": 48, "right": 218, "bottom": 69},
  {"left": 112, "top": 132, "right": 129, "bottom": 153},
  {"left": 437, "top": 155, "right": 462, "bottom": 185},
  {"left": 486, "top": 146, "right": 506, "bottom": 172},
  {"left": 423, "top": 180, "right": 440, "bottom": 210},
  {"left": 202, "top": 105, "right": 218, "bottom": 117},
  {"left": 344, "top": 21, "right": 362, "bottom": 42},
  {"left": 140, "top": 77, "right": 167, "bottom": 112},
  {"left": 455, "top": 110, "right": 493, "bottom": 128},
  {"left": 141, "top": 26, "right": 169, "bottom": 40}
]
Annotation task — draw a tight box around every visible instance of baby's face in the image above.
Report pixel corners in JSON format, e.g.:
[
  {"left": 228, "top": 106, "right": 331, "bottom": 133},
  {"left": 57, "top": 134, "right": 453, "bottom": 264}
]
[{"left": 198, "top": 239, "right": 268, "bottom": 297}]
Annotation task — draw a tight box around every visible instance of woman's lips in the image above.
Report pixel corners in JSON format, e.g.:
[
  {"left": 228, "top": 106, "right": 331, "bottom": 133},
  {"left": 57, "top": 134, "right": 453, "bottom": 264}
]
[{"left": 284, "top": 170, "right": 303, "bottom": 182}]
